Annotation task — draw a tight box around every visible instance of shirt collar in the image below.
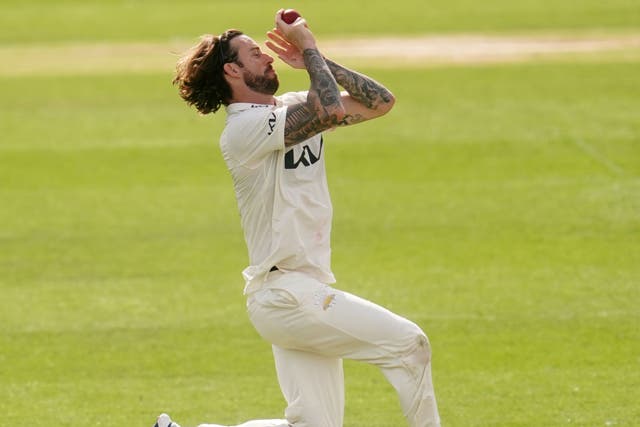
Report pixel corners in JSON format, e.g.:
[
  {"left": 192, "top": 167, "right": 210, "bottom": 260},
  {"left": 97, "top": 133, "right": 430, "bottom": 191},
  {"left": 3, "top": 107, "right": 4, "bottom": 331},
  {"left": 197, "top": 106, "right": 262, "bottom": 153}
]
[{"left": 226, "top": 97, "right": 282, "bottom": 115}]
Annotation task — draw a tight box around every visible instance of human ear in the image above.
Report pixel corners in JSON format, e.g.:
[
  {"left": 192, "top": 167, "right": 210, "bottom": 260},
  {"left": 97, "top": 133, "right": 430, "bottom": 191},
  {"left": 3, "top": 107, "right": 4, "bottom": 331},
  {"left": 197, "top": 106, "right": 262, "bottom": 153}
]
[{"left": 223, "top": 62, "right": 241, "bottom": 77}]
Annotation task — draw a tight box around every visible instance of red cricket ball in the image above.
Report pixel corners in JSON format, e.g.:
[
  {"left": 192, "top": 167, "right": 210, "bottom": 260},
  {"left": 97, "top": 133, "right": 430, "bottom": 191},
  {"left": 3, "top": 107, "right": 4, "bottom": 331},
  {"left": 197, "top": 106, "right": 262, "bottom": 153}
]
[{"left": 281, "top": 9, "right": 301, "bottom": 24}]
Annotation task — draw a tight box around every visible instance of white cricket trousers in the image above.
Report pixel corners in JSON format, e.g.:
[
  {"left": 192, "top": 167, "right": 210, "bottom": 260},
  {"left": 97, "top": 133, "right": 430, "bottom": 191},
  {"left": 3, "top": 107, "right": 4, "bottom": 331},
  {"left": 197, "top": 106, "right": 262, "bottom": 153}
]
[{"left": 243, "top": 270, "right": 440, "bottom": 427}]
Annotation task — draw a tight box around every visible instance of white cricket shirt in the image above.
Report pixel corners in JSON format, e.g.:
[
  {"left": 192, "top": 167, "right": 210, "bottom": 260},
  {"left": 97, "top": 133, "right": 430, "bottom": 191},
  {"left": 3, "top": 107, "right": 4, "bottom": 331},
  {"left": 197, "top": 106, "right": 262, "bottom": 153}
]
[{"left": 220, "top": 91, "right": 335, "bottom": 294}]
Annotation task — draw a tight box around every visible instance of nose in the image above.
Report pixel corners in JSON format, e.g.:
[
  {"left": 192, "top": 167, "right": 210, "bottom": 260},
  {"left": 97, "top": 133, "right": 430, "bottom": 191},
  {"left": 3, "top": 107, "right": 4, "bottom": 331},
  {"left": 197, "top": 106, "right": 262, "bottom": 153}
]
[{"left": 264, "top": 52, "right": 274, "bottom": 64}]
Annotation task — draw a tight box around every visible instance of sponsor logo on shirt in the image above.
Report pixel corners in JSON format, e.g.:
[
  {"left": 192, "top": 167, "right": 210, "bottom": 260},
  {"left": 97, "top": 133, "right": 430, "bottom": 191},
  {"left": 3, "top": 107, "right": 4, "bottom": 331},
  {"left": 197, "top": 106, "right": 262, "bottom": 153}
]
[
  {"left": 285, "top": 138, "right": 323, "bottom": 169},
  {"left": 267, "top": 112, "right": 277, "bottom": 136}
]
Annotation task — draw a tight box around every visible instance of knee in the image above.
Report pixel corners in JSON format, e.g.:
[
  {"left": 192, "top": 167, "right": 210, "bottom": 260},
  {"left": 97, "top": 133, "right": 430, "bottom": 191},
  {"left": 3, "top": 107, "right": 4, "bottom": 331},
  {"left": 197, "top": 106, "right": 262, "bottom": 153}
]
[{"left": 406, "top": 333, "right": 432, "bottom": 368}]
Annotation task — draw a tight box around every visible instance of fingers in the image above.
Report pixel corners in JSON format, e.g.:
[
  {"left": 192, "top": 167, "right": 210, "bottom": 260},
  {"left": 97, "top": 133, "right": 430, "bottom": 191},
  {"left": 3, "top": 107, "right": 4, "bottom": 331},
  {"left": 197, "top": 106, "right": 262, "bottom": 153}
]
[
  {"left": 266, "top": 29, "right": 299, "bottom": 54},
  {"left": 274, "top": 8, "right": 285, "bottom": 25},
  {"left": 272, "top": 9, "right": 314, "bottom": 51},
  {"left": 274, "top": 8, "right": 289, "bottom": 32},
  {"left": 265, "top": 40, "right": 286, "bottom": 56},
  {"left": 267, "top": 30, "right": 292, "bottom": 48},
  {"left": 274, "top": 8, "right": 309, "bottom": 32}
]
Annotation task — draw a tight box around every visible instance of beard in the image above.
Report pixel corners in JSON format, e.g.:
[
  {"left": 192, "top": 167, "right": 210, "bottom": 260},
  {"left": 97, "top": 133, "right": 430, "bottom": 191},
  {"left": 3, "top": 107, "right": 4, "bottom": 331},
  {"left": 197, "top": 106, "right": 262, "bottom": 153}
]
[{"left": 242, "top": 67, "right": 279, "bottom": 95}]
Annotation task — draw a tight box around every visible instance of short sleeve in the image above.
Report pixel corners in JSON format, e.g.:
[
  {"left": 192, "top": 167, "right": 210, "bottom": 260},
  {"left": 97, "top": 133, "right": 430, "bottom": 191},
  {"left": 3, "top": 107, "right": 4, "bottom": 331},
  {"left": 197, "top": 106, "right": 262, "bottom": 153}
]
[{"left": 221, "top": 105, "right": 287, "bottom": 169}]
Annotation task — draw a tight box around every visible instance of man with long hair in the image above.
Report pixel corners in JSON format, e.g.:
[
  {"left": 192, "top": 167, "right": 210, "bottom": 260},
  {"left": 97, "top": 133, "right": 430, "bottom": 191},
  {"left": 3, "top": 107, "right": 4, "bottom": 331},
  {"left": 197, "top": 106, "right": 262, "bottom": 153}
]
[{"left": 158, "top": 9, "right": 440, "bottom": 427}]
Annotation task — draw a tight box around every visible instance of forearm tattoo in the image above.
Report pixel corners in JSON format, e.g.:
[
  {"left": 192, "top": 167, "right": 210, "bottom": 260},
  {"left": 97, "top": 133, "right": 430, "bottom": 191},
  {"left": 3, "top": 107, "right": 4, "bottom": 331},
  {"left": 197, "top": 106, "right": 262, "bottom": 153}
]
[
  {"left": 325, "top": 58, "right": 393, "bottom": 110},
  {"left": 284, "top": 48, "right": 343, "bottom": 146},
  {"left": 303, "top": 49, "right": 342, "bottom": 114}
]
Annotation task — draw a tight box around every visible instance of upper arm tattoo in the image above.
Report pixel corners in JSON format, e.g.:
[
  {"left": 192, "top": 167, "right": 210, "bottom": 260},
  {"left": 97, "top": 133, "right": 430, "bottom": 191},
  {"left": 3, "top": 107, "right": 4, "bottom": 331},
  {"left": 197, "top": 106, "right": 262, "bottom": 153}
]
[{"left": 285, "top": 101, "right": 329, "bottom": 146}]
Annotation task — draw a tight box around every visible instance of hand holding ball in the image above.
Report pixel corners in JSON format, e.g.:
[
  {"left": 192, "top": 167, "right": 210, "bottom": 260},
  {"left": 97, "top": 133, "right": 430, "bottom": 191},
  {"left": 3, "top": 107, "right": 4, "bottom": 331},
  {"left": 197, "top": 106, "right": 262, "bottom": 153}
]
[
  {"left": 270, "top": 9, "right": 311, "bottom": 61},
  {"left": 281, "top": 9, "right": 301, "bottom": 24}
]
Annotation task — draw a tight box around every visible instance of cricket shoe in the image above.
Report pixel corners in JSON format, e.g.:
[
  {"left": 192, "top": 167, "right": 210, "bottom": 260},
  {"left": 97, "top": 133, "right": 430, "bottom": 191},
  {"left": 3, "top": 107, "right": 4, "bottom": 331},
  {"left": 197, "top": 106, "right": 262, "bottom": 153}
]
[{"left": 154, "top": 413, "right": 181, "bottom": 427}]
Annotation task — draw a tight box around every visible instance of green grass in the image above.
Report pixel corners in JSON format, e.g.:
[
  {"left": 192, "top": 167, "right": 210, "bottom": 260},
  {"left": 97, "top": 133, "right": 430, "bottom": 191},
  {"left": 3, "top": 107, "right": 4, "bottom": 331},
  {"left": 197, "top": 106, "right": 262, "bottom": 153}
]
[
  {"left": 1, "top": 59, "right": 638, "bottom": 426},
  {"left": 1, "top": 0, "right": 639, "bottom": 44}
]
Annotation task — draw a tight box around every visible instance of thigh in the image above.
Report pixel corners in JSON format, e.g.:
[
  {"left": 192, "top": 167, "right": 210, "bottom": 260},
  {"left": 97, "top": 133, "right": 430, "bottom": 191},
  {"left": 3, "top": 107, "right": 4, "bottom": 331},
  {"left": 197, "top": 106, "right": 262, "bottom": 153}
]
[
  {"left": 273, "top": 345, "right": 344, "bottom": 427},
  {"left": 302, "top": 286, "right": 427, "bottom": 363},
  {"left": 247, "top": 272, "right": 426, "bottom": 363}
]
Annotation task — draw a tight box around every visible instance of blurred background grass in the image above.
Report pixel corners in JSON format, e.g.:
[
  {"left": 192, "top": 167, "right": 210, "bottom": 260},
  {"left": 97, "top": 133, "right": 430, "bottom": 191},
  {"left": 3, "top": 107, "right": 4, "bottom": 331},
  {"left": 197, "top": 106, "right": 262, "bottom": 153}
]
[
  {"left": 1, "top": 1, "right": 639, "bottom": 427},
  {"left": 2, "top": 0, "right": 640, "bottom": 44}
]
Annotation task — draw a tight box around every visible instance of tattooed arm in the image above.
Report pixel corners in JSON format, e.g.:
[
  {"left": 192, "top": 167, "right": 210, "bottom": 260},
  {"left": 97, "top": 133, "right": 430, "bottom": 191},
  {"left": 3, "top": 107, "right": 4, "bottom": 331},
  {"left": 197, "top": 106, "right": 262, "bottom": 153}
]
[
  {"left": 324, "top": 58, "right": 395, "bottom": 127},
  {"left": 266, "top": 22, "right": 394, "bottom": 133},
  {"left": 284, "top": 48, "right": 346, "bottom": 146},
  {"left": 270, "top": 12, "right": 345, "bottom": 146}
]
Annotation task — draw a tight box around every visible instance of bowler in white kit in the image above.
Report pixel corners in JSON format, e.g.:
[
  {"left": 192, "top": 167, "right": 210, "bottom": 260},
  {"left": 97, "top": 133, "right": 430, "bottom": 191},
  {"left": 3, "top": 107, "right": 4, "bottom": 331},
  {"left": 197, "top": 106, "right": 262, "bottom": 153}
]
[{"left": 160, "top": 9, "right": 441, "bottom": 427}]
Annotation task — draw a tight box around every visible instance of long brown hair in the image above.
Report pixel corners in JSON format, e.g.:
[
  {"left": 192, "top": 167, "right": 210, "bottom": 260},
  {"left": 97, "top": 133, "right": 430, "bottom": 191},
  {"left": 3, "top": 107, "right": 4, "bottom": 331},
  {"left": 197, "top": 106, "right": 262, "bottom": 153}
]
[{"left": 173, "top": 30, "right": 243, "bottom": 114}]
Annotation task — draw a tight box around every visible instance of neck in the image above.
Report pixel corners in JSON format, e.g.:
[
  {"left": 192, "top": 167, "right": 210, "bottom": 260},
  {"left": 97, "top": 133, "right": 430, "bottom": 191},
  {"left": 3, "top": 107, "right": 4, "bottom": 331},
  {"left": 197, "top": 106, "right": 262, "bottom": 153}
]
[{"left": 228, "top": 88, "right": 276, "bottom": 106}]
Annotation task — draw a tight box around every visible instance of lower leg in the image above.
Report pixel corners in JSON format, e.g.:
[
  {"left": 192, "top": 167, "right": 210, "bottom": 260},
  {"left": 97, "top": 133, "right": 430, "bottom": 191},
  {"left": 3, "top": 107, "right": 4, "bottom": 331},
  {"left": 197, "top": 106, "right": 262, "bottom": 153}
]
[
  {"left": 382, "top": 335, "right": 440, "bottom": 427},
  {"left": 273, "top": 346, "right": 344, "bottom": 427}
]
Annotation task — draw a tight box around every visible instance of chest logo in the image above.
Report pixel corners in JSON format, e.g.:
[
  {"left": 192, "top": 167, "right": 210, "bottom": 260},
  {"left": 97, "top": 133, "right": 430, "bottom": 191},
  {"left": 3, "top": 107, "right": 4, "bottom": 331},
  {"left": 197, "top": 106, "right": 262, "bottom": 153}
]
[{"left": 284, "top": 138, "right": 323, "bottom": 169}]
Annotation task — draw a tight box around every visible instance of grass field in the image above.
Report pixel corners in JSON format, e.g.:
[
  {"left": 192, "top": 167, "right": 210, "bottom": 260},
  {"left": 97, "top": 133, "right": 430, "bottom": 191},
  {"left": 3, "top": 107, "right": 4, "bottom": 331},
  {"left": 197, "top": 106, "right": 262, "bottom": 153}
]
[
  {"left": 1, "top": 1, "right": 639, "bottom": 427},
  {"left": 2, "top": 0, "right": 640, "bottom": 44}
]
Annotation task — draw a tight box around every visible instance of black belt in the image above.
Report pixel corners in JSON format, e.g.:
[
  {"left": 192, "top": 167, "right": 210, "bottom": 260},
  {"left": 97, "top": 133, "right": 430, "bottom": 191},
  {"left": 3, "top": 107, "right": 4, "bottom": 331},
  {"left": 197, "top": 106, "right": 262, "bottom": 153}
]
[{"left": 269, "top": 266, "right": 279, "bottom": 272}]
